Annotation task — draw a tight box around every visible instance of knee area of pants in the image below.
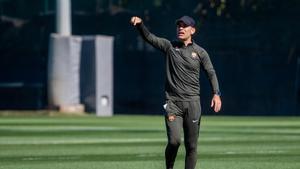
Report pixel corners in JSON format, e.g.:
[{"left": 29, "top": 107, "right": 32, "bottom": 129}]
[
  {"left": 169, "top": 139, "right": 181, "bottom": 147},
  {"left": 185, "top": 143, "right": 197, "bottom": 151}
]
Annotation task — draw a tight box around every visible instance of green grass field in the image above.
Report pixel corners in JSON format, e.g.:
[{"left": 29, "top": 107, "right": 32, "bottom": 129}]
[{"left": 0, "top": 115, "right": 300, "bottom": 169}]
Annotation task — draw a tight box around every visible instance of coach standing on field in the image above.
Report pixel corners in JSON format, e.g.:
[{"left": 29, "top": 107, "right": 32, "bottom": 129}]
[{"left": 130, "top": 15, "right": 222, "bottom": 169}]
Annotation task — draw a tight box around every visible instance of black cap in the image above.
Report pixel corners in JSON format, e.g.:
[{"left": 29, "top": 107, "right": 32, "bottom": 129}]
[{"left": 176, "top": 16, "right": 195, "bottom": 27}]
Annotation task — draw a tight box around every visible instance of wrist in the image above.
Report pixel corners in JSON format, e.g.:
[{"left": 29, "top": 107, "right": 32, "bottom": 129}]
[{"left": 214, "top": 91, "right": 221, "bottom": 97}]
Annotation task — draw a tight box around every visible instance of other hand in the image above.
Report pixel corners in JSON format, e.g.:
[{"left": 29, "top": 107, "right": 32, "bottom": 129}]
[{"left": 211, "top": 94, "right": 222, "bottom": 112}]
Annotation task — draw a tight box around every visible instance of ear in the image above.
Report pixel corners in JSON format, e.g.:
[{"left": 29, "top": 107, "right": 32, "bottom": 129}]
[{"left": 191, "top": 27, "right": 196, "bottom": 35}]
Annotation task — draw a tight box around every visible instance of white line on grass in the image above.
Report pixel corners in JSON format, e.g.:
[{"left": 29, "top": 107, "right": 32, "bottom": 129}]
[
  {"left": 0, "top": 126, "right": 164, "bottom": 131},
  {"left": 222, "top": 150, "right": 286, "bottom": 155},
  {"left": 0, "top": 138, "right": 167, "bottom": 145}
]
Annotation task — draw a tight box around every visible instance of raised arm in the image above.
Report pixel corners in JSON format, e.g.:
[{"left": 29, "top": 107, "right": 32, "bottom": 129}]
[{"left": 130, "top": 16, "right": 171, "bottom": 53}]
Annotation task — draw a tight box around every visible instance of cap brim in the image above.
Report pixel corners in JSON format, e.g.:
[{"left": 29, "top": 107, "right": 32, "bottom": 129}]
[
  {"left": 175, "top": 19, "right": 195, "bottom": 27},
  {"left": 175, "top": 19, "right": 185, "bottom": 25}
]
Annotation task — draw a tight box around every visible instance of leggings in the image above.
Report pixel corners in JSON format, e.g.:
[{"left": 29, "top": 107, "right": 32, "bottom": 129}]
[{"left": 164, "top": 100, "right": 201, "bottom": 169}]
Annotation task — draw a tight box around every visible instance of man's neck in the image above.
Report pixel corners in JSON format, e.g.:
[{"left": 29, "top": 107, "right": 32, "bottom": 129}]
[{"left": 182, "top": 38, "right": 193, "bottom": 46}]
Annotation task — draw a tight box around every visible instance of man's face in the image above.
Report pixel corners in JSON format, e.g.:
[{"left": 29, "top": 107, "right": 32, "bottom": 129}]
[{"left": 176, "top": 21, "right": 196, "bottom": 41}]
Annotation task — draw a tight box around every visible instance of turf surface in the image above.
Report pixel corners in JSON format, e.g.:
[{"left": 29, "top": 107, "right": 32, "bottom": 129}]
[{"left": 0, "top": 115, "right": 300, "bottom": 169}]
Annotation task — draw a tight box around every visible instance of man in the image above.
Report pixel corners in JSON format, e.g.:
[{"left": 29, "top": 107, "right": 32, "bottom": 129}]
[{"left": 130, "top": 15, "right": 222, "bottom": 169}]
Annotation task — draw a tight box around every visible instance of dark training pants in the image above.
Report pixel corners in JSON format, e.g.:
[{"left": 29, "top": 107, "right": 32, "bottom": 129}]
[{"left": 165, "top": 100, "right": 201, "bottom": 169}]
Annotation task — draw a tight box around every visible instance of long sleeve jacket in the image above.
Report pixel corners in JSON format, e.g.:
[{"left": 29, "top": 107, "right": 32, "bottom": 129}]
[{"left": 137, "top": 23, "right": 220, "bottom": 101}]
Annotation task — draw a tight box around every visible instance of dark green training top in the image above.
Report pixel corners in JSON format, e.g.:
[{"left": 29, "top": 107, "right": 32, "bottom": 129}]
[{"left": 137, "top": 23, "right": 220, "bottom": 101}]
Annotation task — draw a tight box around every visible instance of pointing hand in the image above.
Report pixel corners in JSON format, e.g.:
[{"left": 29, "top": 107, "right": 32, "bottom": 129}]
[{"left": 130, "top": 16, "right": 142, "bottom": 26}]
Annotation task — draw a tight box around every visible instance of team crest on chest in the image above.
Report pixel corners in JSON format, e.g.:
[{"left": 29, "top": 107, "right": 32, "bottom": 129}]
[{"left": 191, "top": 52, "right": 198, "bottom": 59}]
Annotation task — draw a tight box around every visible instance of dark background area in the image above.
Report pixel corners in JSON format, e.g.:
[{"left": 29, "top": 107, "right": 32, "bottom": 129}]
[{"left": 0, "top": 0, "right": 299, "bottom": 115}]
